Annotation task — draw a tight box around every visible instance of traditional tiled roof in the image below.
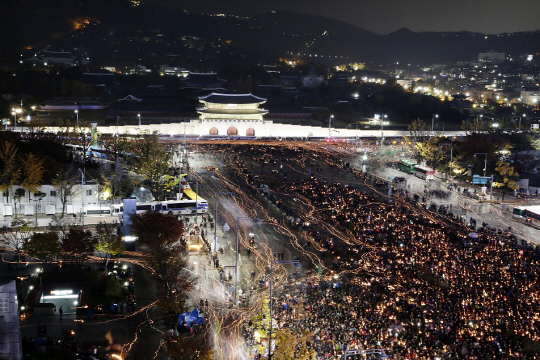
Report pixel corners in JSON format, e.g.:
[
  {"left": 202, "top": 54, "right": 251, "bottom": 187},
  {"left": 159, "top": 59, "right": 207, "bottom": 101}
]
[
  {"left": 42, "top": 51, "right": 73, "bottom": 58},
  {"left": 199, "top": 93, "right": 266, "bottom": 105}
]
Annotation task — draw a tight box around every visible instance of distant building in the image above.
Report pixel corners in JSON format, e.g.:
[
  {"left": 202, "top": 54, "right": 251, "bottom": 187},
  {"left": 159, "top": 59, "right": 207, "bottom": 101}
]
[
  {"left": 40, "top": 51, "right": 76, "bottom": 66},
  {"left": 183, "top": 72, "right": 226, "bottom": 89},
  {"left": 279, "top": 71, "right": 301, "bottom": 87},
  {"left": 520, "top": 89, "right": 540, "bottom": 106},
  {"left": 397, "top": 79, "right": 414, "bottom": 90},
  {"left": 160, "top": 65, "right": 189, "bottom": 77},
  {"left": 521, "top": 73, "right": 536, "bottom": 82},
  {"left": 263, "top": 65, "right": 279, "bottom": 74},
  {"left": 301, "top": 64, "right": 326, "bottom": 88},
  {"left": 478, "top": 51, "right": 505, "bottom": 63}
]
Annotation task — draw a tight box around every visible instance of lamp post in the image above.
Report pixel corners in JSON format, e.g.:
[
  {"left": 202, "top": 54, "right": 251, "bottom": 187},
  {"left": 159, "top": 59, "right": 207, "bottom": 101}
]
[
  {"left": 137, "top": 113, "right": 141, "bottom": 126},
  {"left": 441, "top": 142, "right": 453, "bottom": 179},
  {"left": 344, "top": 349, "right": 389, "bottom": 359},
  {"left": 214, "top": 192, "right": 235, "bottom": 252},
  {"left": 377, "top": 114, "right": 388, "bottom": 146},
  {"left": 78, "top": 168, "right": 85, "bottom": 228},
  {"left": 31, "top": 192, "right": 46, "bottom": 228},
  {"left": 11, "top": 108, "right": 21, "bottom": 130},
  {"left": 519, "top": 114, "right": 525, "bottom": 130},
  {"left": 328, "top": 114, "right": 334, "bottom": 138},
  {"left": 234, "top": 216, "right": 260, "bottom": 305},
  {"left": 474, "top": 152, "right": 487, "bottom": 177},
  {"left": 269, "top": 259, "right": 300, "bottom": 359},
  {"left": 431, "top": 114, "right": 439, "bottom": 135},
  {"left": 74, "top": 109, "right": 79, "bottom": 126}
]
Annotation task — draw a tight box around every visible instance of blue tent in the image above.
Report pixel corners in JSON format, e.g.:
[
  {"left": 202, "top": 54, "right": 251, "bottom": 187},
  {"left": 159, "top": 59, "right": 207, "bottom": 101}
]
[{"left": 178, "top": 308, "right": 204, "bottom": 326}]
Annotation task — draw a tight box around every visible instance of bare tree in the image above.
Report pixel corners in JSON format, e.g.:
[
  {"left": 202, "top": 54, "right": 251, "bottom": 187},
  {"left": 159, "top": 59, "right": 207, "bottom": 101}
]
[
  {"left": 52, "top": 169, "right": 80, "bottom": 218},
  {"left": 0, "top": 219, "right": 33, "bottom": 262}
]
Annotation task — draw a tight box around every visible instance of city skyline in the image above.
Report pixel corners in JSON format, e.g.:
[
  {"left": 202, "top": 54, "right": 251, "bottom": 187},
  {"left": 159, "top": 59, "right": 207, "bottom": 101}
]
[{"left": 152, "top": 0, "right": 540, "bottom": 35}]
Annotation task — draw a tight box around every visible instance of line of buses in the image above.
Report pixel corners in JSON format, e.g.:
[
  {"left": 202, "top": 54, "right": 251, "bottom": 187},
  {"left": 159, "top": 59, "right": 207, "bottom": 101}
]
[
  {"left": 81, "top": 198, "right": 209, "bottom": 217},
  {"left": 397, "top": 159, "right": 436, "bottom": 180}
]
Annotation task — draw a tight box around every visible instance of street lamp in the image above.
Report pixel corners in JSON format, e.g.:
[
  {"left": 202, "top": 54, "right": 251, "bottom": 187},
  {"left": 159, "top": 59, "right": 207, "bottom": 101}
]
[
  {"left": 11, "top": 108, "right": 22, "bottom": 130},
  {"left": 519, "top": 113, "right": 525, "bottom": 130},
  {"left": 74, "top": 109, "right": 79, "bottom": 126},
  {"left": 213, "top": 192, "right": 235, "bottom": 252},
  {"left": 78, "top": 168, "right": 85, "bottom": 228},
  {"left": 474, "top": 152, "right": 487, "bottom": 177},
  {"left": 431, "top": 114, "right": 439, "bottom": 135},
  {"left": 376, "top": 114, "right": 388, "bottom": 146},
  {"left": 137, "top": 113, "right": 141, "bottom": 126},
  {"left": 234, "top": 216, "right": 260, "bottom": 305},
  {"left": 344, "top": 349, "right": 389, "bottom": 359},
  {"left": 269, "top": 259, "right": 300, "bottom": 359},
  {"left": 441, "top": 142, "right": 453, "bottom": 179},
  {"left": 329, "top": 114, "right": 334, "bottom": 138}
]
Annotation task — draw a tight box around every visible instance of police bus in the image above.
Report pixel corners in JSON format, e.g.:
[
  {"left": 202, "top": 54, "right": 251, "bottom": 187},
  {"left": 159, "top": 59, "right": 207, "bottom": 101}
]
[
  {"left": 413, "top": 165, "right": 436, "bottom": 180},
  {"left": 110, "top": 198, "right": 208, "bottom": 217},
  {"left": 397, "top": 159, "right": 417, "bottom": 174}
]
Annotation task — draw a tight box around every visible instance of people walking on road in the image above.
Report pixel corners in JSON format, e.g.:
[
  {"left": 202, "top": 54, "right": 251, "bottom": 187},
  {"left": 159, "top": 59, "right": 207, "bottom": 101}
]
[{"left": 59, "top": 306, "right": 63, "bottom": 317}]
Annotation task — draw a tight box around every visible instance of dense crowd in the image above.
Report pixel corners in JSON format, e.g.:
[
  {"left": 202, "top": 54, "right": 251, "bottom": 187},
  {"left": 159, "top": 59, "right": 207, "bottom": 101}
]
[{"left": 250, "top": 173, "right": 540, "bottom": 359}]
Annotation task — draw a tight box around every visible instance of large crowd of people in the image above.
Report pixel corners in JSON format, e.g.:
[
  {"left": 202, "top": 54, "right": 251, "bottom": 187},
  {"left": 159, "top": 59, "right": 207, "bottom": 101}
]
[{"left": 241, "top": 161, "right": 540, "bottom": 359}]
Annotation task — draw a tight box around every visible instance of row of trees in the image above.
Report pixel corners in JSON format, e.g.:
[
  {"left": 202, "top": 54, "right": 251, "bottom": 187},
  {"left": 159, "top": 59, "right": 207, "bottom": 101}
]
[
  {"left": 0, "top": 220, "right": 123, "bottom": 266},
  {"left": 0, "top": 128, "right": 181, "bottom": 225},
  {"left": 99, "top": 132, "right": 179, "bottom": 201}
]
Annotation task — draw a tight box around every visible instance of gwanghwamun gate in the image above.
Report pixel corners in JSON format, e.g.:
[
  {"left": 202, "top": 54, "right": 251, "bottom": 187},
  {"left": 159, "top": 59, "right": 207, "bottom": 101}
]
[{"left": 91, "top": 91, "right": 462, "bottom": 139}]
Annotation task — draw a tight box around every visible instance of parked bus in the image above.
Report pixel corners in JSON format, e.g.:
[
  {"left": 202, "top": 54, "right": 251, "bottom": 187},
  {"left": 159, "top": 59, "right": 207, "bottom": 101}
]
[
  {"left": 398, "top": 159, "right": 417, "bottom": 174},
  {"left": 413, "top": 165, "right": 436, "bottom": 180},
  {"left": 83, "top": 205, "right": 112, "bottom": 216},
  {"left": 513, "top": 205, "right": 540, "bottom": 227},
  {"left": 110, "top": 198, "right": 208, "bottom": 217}
]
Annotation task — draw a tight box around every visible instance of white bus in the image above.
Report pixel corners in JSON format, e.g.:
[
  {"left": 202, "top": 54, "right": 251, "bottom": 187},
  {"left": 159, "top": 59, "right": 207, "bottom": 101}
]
[
  {"left": 110, "top": 198, "right": 208, "bottom": 217},
  {"left": 413, "top": 165, "right": 436, "bottom": 180},
  {"left": 83, "top": 205, "right": 112, "bottom": 216}
]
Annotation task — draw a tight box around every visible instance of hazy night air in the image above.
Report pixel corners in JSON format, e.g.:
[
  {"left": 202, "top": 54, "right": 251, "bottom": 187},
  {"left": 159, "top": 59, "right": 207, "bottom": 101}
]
[{"left": 151, "top": 0, "right": 540, "bottom": 34}]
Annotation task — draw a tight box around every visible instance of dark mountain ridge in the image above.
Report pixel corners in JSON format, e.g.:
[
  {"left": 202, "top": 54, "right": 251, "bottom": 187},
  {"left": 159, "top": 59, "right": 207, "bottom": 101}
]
[{"left": 1, "top": 0, "right": 539, "bottom": 67}]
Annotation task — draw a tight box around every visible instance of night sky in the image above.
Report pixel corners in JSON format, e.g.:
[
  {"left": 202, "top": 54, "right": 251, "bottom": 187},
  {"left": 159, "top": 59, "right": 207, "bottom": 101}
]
[{"left": 151, "top": 0, "right": 540, "bottom": 34}]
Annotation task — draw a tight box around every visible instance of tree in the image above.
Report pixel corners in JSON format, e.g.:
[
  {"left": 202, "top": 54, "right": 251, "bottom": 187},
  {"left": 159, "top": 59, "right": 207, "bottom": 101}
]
[
  {"left": 94, "top": 223, "right": 123, "bottom": 269},
  {"left": 414, "top": 136, "right": 447, "bottom": 169},
  {"left": 70, "top": 122, "right": 96, "bottom": 169},
  {"left": 131, "top": 212, "right": 185, "bottom": 253},
  {"left": 461, "top": 116, "right": 487, "bottom": 134},
  {"left": 12, "top": 188, "right": 26, "bottom": 219},
  {"left": 23, "top": 231, "right": 62, "bottom": 263},
  {"left": 0, "top": 219, "right": 33, "bottom": 262},
  {"left": 21, "top": 153, "right": 45, "bottom": 193},
  {"left": 104, "top": 275, "right": 125, "bottom": 300},
  {"left": 273, "top": 329, "right": 316, "bottom": 360},
  {"left": 62, "top": 228, "right": 97, "bottom": 267},
  {"left": 128, "top": 134, "right": 176, "bottom": 200},
  {"left": 406, "top": 119, "right": 429, "bottom": 147},
  {"left": 0, "top": 141, "right": 21, "bottom": 206},
  {"left": 494, "top": 161, "right": 520, "bottom": 190},
  {"left": 132, "top": 212, "right": 195, "bottom": 312},
  {"left": 164, "top": 328, "right": 214, "bottom": 360},
  {"left": 52, "top": 169, "right": 80, "bottom": 218}
]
